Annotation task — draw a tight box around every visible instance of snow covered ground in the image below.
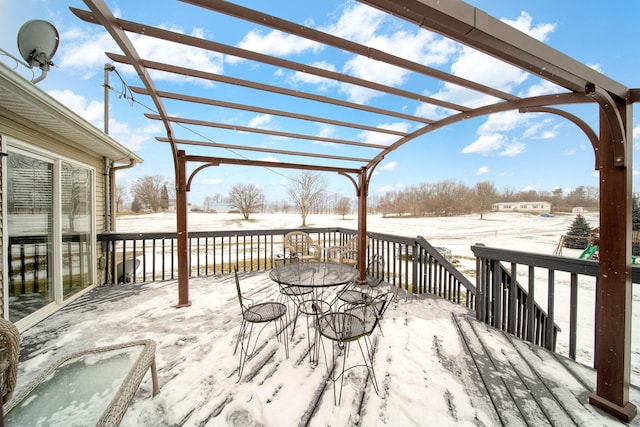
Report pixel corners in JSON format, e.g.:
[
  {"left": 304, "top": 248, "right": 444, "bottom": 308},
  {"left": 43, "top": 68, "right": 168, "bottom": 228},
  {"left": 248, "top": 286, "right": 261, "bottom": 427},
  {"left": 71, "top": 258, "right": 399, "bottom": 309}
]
[
  {"left": 11, "top": 210, "right": 640, "bottom": 426},
  {"left": 117, "top": 210, "right": 640, "bottom": 378}
]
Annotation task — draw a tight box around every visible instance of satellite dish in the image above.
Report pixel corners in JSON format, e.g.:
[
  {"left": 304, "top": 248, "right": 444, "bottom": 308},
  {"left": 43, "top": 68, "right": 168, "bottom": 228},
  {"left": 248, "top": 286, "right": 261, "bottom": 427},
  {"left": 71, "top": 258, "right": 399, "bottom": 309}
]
[{"left": 17, "top": 20, "right": 59, "bottom": 83}]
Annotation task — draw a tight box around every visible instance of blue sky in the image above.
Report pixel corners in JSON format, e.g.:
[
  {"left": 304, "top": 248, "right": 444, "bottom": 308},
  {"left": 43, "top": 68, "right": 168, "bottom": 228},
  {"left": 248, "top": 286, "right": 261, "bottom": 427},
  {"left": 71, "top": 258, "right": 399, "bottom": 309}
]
[{"left": 1, "top": 0, "right": 639, "bottom": 206}]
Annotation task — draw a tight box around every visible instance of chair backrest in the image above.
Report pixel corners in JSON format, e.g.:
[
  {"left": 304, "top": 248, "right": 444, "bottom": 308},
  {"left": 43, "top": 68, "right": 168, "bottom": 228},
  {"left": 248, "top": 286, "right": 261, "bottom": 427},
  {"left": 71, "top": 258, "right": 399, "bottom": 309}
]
[
  {"left": 365, "top": 256, "right": 385, "bottom": 289},
  {"left": 0, "top": 318, "right": 20, "bottom": 403},
  {"left": 284, "top": 231, "right": 317, "bottom": 256},
  {"left": 346, "top": 292, "right": 394, "bottom": 335},
  {"left": 233, "top": 266, "right": 249, "bottom": 314}
]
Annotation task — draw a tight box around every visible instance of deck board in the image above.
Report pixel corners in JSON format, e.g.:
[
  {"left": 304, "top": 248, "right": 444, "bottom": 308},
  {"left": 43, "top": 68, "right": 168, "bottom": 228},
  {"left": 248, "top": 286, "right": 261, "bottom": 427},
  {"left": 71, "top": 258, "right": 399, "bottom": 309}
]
[{"left": 10, "top": 272, "right": 640, "bottom": 426}]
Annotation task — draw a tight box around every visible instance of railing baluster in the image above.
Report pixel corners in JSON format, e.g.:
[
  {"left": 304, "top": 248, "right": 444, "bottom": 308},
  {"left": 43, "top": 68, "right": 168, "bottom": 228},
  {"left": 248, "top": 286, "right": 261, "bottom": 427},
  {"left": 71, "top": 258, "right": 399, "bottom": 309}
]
[
  {"left": 546, "top": 269, "right": 556, "bottom": 351},
  {"left": 569, "top": 272, "right": 579, "bottom": 359},
  {"left": 509, "top": 263, "right": 517, "bottom": 334}
]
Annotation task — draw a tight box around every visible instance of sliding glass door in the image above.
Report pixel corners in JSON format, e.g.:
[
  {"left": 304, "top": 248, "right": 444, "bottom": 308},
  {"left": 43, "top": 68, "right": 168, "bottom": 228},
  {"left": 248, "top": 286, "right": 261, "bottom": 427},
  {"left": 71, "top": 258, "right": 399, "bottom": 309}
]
[
  {"left": 5, "top": 144, "right": 95, "bottom": 322},
  {"left": 6, "top": 151, "right": 54, "bottom": 321}
]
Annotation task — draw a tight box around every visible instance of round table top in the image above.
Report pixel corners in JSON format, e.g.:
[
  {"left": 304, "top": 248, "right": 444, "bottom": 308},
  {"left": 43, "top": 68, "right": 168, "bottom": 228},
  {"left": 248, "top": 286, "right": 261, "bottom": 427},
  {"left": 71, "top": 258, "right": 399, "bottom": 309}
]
[{"left": 269, "top": 261, "right": 358, "bottom": 288}]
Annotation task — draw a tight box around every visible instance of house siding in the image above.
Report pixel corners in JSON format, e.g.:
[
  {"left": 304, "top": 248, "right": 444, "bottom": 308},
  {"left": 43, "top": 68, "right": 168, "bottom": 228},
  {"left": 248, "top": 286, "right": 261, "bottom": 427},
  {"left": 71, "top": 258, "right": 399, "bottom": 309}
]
[{"left": 491, "top": 201, "right": 551, "bottom": 213}]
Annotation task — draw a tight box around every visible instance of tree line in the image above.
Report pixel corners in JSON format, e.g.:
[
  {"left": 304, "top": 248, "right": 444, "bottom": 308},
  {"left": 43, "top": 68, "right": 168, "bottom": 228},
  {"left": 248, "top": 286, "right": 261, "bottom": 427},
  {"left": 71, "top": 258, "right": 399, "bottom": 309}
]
[{"left": 116, "top": 173, "right": 600, "bottom": 223}]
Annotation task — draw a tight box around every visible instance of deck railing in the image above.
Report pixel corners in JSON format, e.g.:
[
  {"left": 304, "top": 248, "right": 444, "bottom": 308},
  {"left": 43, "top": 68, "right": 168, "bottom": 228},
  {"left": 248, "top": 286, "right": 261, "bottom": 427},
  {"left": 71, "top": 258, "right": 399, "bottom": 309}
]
[
  {"left": 12, "top": 226, "right": 626, "bottom": 366},
  {"left": 472, "top": 244, "right": 640, "bottom": 367},
  {"left": 95, "top": 227, "right": 476, "bottom": 308}
]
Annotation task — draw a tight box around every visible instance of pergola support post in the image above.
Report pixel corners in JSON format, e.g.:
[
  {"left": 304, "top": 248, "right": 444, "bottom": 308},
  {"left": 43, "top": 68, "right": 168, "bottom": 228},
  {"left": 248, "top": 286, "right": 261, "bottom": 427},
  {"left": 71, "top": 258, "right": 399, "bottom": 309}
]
[
  {"left": 588, "top": 99, "right": 636, "bottom": 421},
  {"left": 356, "top": 167, "right": 368, "bottom": 284},
  {"left": 176, "top": 150, "right": 191, "bottom": 308}
]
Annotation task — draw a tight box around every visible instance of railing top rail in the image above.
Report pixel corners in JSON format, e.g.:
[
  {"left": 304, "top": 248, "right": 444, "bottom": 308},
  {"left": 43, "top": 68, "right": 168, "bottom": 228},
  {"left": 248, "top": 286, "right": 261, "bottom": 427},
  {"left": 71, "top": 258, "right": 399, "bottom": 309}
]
[
  {"left": 97, "top": 227, "right": 352, "bottom": 241},
  {"left": 471, "top": 244, "right": 601, "bottom": 276},
  {"left": 418, "top": 236, "right": 476, "bottom": 294}
]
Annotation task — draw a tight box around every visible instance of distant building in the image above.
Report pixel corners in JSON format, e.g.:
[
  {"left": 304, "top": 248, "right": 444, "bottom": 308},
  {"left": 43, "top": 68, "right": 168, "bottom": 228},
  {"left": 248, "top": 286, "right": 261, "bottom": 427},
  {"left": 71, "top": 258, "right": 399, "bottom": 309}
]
[
  {"left": 492, "top": 201, "right": 551, "bottom": 213},
  {"left": 572, "top": 207, "right": 587, "bottom": 214}
]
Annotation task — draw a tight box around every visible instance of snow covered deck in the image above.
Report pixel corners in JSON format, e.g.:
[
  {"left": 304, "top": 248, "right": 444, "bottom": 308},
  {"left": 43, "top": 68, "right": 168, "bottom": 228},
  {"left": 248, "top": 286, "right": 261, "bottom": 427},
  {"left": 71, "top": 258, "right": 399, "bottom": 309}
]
[{"left": 12, "top": 272, "right": 640, "bottom": 426}]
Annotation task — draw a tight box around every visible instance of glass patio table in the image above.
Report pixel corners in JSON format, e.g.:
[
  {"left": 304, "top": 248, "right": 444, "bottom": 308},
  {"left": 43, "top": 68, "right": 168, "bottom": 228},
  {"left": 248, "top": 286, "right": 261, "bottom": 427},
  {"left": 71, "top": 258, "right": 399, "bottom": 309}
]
[
  {"left": 4, "top": 339, "right": 159, "bottom": 427},
  {"left": 270, "top": 262, "right": 358, "bottom": 364}
]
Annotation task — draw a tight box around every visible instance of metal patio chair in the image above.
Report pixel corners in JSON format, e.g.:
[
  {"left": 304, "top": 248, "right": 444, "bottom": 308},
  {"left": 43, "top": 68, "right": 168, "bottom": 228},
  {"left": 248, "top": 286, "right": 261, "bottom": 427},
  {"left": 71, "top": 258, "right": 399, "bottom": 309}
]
[
  {"left": 335, "top": 256, "right": 385, "bottom": 305},
  {"left": 315, "top": 291, "right": 394, "bottom": 405},
  {"left": 233, "top": 266, "right": 289, "bottom": 381},
  {"left": 283, "top": 231, "right": 322, "bottom": 262},
  {"left": 272, "top": 255, "right": 313, "bottom": 338}
]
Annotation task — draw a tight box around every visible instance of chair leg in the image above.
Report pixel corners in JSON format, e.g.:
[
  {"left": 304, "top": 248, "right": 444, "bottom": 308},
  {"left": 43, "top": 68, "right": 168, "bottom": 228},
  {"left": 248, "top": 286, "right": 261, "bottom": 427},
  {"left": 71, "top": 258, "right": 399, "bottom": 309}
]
[
  {"left": 357, "top": 339, "right": 379, "bottom": 395},
  {"left": 236, "top": 320, "right": 251, "bottom": 382},
  {"left": 277, "top": 316, "right": 290, "bottom": 359}
]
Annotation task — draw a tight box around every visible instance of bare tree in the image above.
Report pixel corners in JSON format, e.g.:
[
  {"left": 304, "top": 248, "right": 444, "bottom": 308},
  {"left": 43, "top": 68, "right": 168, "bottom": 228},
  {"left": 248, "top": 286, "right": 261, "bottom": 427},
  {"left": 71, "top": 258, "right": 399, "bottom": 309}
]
[
  {"left": 227, "top": 183, "right": 265, "bottom": 220},
  {"left": 475, "top": 181, "right": 498, "bottom": 219},
  {"left": 115, "top": 184, "right": 127, "bottom": 213},
  {"left": 287, "top": 171, "right": 327, "bottom": 226},
  {"left": 334, "top": 197, "right": 352, "bottom": 219},
  {"left": 130, "top": 175, "right": 170, "bottom": 212}
]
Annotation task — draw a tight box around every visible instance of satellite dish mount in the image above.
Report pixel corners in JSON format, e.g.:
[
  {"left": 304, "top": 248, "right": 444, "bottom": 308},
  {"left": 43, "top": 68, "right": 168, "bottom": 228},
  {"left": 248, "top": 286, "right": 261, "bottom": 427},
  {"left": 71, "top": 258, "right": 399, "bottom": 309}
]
[{"left": 17, "top": 20, "right": 59, "bottom": 84}]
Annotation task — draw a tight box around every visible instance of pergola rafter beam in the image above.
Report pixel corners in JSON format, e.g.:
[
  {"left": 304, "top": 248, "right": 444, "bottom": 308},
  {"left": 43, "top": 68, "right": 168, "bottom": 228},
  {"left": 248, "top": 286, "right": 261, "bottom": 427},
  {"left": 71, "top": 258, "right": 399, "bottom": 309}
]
[
  {"left": 156, "top": 136, "right": 374, "bottom": 163},
  {"left": 71, "top": 8, "right": 468, "bottom": 113},
  {"left": 105, "top": 52, "right": 434, "bottom": 125},
  {"left": 181, "top": 0, "right": 520, "bottom": 102},
  {"left": 132, "top": 87, "right": 409, "bottom": 137},
  {"left": 184, "top": 155, "right": 361, "bottom": 175},
  {"left": 147, "top": 114, "right": 389, "bottom": 150}
]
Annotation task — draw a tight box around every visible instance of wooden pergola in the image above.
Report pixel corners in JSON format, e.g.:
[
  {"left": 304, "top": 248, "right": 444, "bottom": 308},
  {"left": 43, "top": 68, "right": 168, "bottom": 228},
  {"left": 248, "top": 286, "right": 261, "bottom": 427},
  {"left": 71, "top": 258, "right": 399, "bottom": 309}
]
[{"left": 72, "top": 0, "right": 639, "bottom": 421}]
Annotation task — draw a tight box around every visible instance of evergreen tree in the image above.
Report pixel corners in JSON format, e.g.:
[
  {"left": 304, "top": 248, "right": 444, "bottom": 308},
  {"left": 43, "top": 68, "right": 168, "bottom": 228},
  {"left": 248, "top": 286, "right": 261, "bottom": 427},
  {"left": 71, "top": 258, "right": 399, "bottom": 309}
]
[
  {"left": 160, "top": 185, "right": 169, "bottom": 211},
  {"left": 563, "top": 213, "right": 592, "bottom": 249},
  {"left": 131, "top": 196, "right": 143, "bottom": 213}
]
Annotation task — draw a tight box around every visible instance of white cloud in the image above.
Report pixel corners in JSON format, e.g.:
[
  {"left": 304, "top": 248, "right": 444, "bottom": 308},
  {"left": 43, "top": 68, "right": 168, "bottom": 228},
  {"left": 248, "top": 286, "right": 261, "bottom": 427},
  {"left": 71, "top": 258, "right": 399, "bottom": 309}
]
[
  {"left": 461, "top": 134, "right": 506, "bottom": 155},
  {"left": 46, "top": 88, "right": 154, "bottom": 151},
  {"left": 380, "top": 161, "right": 398, "bottom": 171},
  {"left": 522, "top": 184, "right": 540, "bottom": 192},
  {"left": 48, "top": 89, "right": 103, "bottom": 124},
  {"left": 247, "top": 114, "right": 274, "bottom": 128},
  {"left": 108, "top": 120, "right": 161, "bottom": 151},
  {"left": 316, "top": 124, "right": 336, "bottom": 139},
  {"left": 499, "top": 141, "right": 526, "bottom": 157},
  {"left": 358, "top": 122, "right": 411, "bottom": 146},
  {"left": 501, "top": 12, "right": 556, "bottom": 42},
  {"left": 321, "top": 3, "right": 386, "bottom": 43},
  {"left": 475, "top": 166, "right": 489, "bottom": 176},
  {"left": 421, "top": 11, "right": 557, "bottom": 119},
  {"left": 539, "top": 130, "right": 557, "bottom": 139},
  {"left": 202, "top": 178, "right": 223, "bottom": 185},
  {"left": 378, "top": 182, "right": 405, "bottom": 193},
  {"left": 319, "top": 2, "right": 458, "bottom": 104},
  {"left": 260, "top": 157, "right": 279, "bottom": 163},
  {"left": 234, "top": 29, "right": 322, "bottom": 59},
  {"left": 287, "top": 61, "right": 338, "bottom": 91},
  {"left": 58, "top": 25, "right": 224, "bottom": 85}
]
